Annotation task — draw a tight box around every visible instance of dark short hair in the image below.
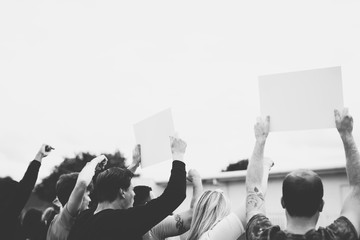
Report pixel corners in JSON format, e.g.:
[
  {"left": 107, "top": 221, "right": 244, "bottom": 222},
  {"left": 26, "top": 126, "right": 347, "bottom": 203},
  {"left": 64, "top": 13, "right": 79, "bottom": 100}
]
[
  {"left": 133, "top": 185, "right": 152, "bottom": 207},
  {"left": 282, "top": 169, "right": 323, "bottom": 217},
  {"left": 22, "top": 208, "right": 45, "bottom": 239},
  {"left": 95, "top": 167, "right": 134, "bottom": 203},
  {"left": 56, "top": 173, "right": 79, "bottom": 206}
]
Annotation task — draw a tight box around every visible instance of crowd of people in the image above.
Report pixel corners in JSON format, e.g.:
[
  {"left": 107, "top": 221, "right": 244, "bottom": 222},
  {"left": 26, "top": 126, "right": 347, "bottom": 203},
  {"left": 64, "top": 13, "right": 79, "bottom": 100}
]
[{"left": 0, "top": 109, "right": 359, "bottom": 240}]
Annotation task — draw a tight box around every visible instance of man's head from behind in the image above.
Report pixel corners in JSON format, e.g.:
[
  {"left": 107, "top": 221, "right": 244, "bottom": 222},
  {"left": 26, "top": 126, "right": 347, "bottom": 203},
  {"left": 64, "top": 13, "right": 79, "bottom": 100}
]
[
  {"left": 95, "top": 167, "right": 134, "bottom": 208},
  {"left": 56, "top": 172, "right": 91, "bottom": 211},
  {"left": 282, "top": 169, "right": 324, "bottom": 218},
  {"left": 56, "top": 173, "right": 79, "bottom": 207}
]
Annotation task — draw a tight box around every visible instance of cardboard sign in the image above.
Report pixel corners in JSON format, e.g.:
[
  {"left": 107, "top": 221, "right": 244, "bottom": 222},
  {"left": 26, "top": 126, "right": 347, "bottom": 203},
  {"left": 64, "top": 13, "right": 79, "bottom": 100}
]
[
  {"left": 133, "top": 108, "right": 176, "bottom": 167},
  {"left": 259, "top": 66, "right": 344, "bottom": 131}
]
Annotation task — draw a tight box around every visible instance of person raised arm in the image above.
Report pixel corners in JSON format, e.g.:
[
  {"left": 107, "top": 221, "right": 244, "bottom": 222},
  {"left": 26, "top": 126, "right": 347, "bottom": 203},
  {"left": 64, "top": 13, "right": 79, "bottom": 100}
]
[
  {"left": 335, "top": 109, "right": 360, "bottom": 237},
  {"left": 187, "top": 169, "right": 203, "bottom": 210},
  {"left": 66, "top": 155, "right": 108, "bottom": 215},
  {"left": 127, "top": 144, "right": 141, "bottom": 174},
  {"left": 245, "top": 116, "right": 272, "bottom": 223},
  {"left": 13, "top": 144, "right": 54, "bottom": 216},
  {"left": 177, "top": 169, "right": 203, "bottom": 233},
  {"left": 127, "top": 136, "right": 187, "bottom": 236},
  {"left": 0, "top": 144, "right": 53, "bottom": 239},
  {"left": 146, "top": 169, "right": 203, "bottom": 240}
]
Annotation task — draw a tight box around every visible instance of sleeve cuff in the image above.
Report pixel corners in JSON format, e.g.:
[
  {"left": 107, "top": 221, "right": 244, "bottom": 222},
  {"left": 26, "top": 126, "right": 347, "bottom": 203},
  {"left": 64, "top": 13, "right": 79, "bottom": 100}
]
[
  {"left": 30, "top": 160, "right": 41, "bottom": 168},
  {"left": 172, "top": 160, "right": 185, "bottom": 169}
]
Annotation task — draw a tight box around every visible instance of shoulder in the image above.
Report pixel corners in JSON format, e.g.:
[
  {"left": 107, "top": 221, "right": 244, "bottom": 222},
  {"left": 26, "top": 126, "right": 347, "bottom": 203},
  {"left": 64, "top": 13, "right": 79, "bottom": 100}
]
[
  {"left": 49, "top": 207, "right": 76, "bottom": 230},
  {"left": 83, "top": 208, "right": 132, "bottom": 224},
  {"left": 46, "top": 211, "right": 75, "bottom": 240},
  {"left": 246, "top": 214, "right": 280, "bottom": 240},
  {"left": 74, "top": 208, "right": 96, "bottom": 224},
  {"left": 200, "top": 213, "right": 245, "bottom": 240},
  {"left": 320, "top": 216, "right": 358, "bottom": 239}
]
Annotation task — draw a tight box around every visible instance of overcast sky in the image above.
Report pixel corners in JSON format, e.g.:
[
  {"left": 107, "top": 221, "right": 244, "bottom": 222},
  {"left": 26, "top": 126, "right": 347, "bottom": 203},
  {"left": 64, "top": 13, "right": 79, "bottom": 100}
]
[{"left": 1, "top": 0, "right": 360, "bottom": 182}]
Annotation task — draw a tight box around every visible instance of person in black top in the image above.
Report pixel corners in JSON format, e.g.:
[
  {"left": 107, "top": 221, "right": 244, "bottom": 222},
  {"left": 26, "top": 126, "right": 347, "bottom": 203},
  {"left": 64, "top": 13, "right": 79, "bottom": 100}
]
[
  {"left": 68, "top": 136, "right": 187, "bottom": 240},
  {"left": 245, "top": 109, "right": 360, "bottom": 240},
  {"left": 0, "top": 144, "right": 54, "bottom": 240}
]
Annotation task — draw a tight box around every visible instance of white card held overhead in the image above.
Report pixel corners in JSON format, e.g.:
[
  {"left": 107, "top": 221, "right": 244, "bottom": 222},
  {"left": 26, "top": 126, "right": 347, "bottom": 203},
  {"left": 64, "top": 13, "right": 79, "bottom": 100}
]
[
  {"left": 133, "top": 108, "right": 176, "bottom": 167},
  {"left": 259, "top": 66, "right": 344, "bottom": 132}
]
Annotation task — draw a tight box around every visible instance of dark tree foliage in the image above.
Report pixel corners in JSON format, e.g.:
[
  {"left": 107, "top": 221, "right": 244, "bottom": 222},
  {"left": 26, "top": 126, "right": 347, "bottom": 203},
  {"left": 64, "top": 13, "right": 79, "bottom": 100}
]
[
  {"left": 35, "top": 151, "right": 127, "bottom": 203},
  {"left": 222, "top": 159, "right": 248, "bottom": 172}
]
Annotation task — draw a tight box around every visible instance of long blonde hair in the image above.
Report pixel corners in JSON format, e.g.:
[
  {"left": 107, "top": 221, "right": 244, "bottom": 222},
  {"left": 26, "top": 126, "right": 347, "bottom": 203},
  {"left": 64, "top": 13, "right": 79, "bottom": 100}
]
[{"left": 186, "top": 189, "right": 231, "bottom": 240}]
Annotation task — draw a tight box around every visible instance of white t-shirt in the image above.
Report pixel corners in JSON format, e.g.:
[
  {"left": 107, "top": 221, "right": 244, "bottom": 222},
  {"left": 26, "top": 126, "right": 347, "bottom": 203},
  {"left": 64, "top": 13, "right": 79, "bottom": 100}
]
[
  {"left": 199, "top": 213, "right": 244, "bottom": 240},
  {"left": 46, "top": 205, "right": 76, "bottom": 240}
]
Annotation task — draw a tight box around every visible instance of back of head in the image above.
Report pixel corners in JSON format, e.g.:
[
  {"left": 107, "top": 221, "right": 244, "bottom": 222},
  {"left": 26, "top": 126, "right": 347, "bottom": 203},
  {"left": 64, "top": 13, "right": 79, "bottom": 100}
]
[
  {"left": 187, "top": 190, "right": 231, "bottom": 240},
  {"left": 22, "top": 208, "right": 46, "bottom": 239},
  {"left": 282, "top": 169, "right": 324, "bottom": 217},
  {"left": 133, "top": 185, "right": 152, "bottom": 207},
  {"left": 95, "top": 167, "right": 134, "bottom": 203},
  {"left": 42, "top": 207, "right": 58, "bottom": 227},
  {"left": 56, "top": 172, "right": 79, "bottom": 207}
]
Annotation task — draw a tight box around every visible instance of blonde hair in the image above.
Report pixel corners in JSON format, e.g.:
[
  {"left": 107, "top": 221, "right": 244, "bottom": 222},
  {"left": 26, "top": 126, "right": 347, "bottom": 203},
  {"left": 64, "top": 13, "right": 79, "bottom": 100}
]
[{"left": 186, "top": 189, "right": 231, "bottom": 240}]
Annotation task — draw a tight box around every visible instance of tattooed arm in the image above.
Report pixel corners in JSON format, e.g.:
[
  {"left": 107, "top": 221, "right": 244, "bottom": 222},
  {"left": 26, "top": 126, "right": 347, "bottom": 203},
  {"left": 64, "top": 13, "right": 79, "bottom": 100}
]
[
  {"left": 151, "top": 169, "right": 203, "bottom": 239},
  {"left": 335, "top": 109, "right": 360, "bottom": 237},
  {"left": 245, "top": 116, "right": 272, "bottom": 223},
  {"left": 149, "top": 214, "right": 187, "bottom": 239},
  {"left": 149, "top": 170, "right": 203, "bottom": 239}
]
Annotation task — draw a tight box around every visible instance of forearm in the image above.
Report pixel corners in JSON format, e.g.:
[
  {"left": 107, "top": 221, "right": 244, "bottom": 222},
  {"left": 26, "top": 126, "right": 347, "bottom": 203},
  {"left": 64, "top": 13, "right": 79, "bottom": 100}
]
[
  {"left": 341, "top": 133, "right": 360, "bottom": 186},
  {"left": 146, "top": 161, "right": 186, "bottom": 216},
  {"left": 246, "top": 139, "right": 266, "bottom": 192},
  {"left": 66, "top": 181, "right": 87, "bottom": 215},
  {"left": 127, "top": 162, "right": 140, "bottom": 174},
  {"left": 130, "top": 161, "right": 186, "bottom": 235},
  {"left": 190, "top": 179, "right": 203, "bottom": 209},
  {"left": 160, "top": 161, "right": 187, "bottom": 207},
  {"left": 12, "top": 160, "right": 41, "bottom": 215},
  {"left": 34, "top": 153, "right": 44, "bottom": 163},
  {"left": 245, "top": 139, "right": 267, "bottom": 222}
]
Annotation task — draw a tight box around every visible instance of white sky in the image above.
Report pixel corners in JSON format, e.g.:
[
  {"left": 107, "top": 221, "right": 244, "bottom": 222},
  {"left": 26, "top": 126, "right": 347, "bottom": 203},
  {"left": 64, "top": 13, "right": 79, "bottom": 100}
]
[{"left": 1, "top": 0, "right": 360, "bottom": 182}]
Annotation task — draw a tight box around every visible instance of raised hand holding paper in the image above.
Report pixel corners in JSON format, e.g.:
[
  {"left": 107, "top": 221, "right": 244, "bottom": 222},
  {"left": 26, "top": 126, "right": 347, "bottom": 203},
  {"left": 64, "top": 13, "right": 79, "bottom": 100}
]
[
  {"left": 133, "top": 108, "right": 176, "bottom": 167},
  {"left": 259, "top": 66, "right": 344, "bottom": 131}
]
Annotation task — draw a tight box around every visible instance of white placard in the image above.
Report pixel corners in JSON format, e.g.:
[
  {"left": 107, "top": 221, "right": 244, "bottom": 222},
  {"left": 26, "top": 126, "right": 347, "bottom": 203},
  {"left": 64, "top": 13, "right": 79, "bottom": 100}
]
[
  {"left": 133, "top": 108, "right": 176, "bottom": 167},
  {"left": 259, "top": 66, "right": 344, "bottom": 131}
]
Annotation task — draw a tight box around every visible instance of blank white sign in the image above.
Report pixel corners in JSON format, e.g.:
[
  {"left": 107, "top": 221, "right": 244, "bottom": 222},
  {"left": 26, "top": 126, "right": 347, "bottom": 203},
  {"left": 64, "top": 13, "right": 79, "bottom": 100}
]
[
  {"left": 133, "top": 108, "right": 176, "bottom": 167},
  {"left": 259, "top": 66, "right": 344, "bottom": 131}
]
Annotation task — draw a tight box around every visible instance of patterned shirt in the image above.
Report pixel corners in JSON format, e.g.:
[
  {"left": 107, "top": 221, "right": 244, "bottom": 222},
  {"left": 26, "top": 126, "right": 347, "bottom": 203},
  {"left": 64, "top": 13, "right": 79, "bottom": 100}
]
[{"left": 246, "top": 214, "right": 357, "bottom": 240}]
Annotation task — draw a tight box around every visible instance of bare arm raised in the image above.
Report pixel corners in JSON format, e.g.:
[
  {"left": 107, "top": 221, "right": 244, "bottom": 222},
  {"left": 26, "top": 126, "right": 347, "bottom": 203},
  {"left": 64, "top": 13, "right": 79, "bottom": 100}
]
[
  {"left": 187, "top": 169, "right": 203, "bottom": 210},
  {"left": 173, "top": 169, "right": 203, "bottom": 234},
  {"left": 245, "top": 116, "right": 273, "bottom": 223},
  {"left": 127, "top": 144, "right": 141, "bottom": 173},
  {"left": 66, "top": 155, "right": 108, "bottom": 215},
  {"left": 150, "top": 169, "right": 203, "bottom": 239},
  {"left": 335, "top": 109, "right": 360, "bottom": 237}
]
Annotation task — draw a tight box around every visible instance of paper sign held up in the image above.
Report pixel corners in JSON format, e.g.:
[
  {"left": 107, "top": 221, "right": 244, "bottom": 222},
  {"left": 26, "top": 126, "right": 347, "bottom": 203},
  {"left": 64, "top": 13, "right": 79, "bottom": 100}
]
[
  {"left": 259, "top": 66, "right": 344, "bottom": 132},
  {"left": 133, "top": 108, "right": 176, "bottom": 168}
]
